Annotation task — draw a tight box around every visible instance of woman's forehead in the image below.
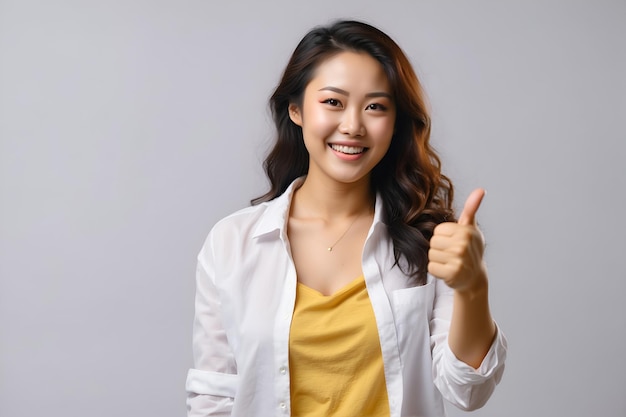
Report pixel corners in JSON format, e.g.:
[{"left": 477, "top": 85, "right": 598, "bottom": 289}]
[{"left": 308, "top": 51, "right": 391, "bottom": 94}]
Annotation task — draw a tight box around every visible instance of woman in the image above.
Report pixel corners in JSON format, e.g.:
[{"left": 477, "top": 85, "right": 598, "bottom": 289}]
[{"left": 186, "top": 20, "right": 507, "bottom": 417}]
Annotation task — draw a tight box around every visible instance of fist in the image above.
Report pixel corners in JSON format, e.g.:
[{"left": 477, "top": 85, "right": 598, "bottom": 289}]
[{"left": 428, "top": 188, "right": 488, "bottom": 292}]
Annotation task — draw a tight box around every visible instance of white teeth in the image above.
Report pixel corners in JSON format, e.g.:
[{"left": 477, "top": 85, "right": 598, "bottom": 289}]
[{"left": 330, "top": 144, "right": 365, "bottom": 154}]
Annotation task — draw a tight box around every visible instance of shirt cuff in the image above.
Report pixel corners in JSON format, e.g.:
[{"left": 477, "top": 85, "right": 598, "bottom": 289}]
[
  {"left": 186, "top": 368, "right": 239, "bottom": 397},
  {"left": 443, "top": 323, "right": 508, "bottom": 385}
]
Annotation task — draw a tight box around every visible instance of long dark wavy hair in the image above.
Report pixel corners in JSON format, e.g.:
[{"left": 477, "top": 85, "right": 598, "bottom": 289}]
[{"left": 252, "top": 20, "right": 455, "bottom": 285}]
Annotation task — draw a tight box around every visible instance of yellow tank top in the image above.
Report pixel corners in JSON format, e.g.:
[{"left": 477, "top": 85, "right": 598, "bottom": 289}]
[{"left": 289, "top": 276, "right": 390, "bottom": 416}]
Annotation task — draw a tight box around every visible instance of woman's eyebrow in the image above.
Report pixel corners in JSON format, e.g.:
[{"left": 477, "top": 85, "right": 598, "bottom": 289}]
[
  {"left": 318, "top": 86, "right": 392, "bottom": 99},
  {"left": 318, "top": 86, "right": 350, "bottom": 95}
]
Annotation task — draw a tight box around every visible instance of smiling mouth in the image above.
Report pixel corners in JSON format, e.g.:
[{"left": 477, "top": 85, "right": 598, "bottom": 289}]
[{"left": 329, "top": 144, "right": 367, "bottom": 155}]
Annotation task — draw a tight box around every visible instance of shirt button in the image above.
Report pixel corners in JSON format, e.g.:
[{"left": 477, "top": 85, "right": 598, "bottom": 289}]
[
  {"left": 279, "top": 402, "right": 286, "bottom": 409},
  {"left": 279, "top": 366, "right": 287, "bottom": 375}
]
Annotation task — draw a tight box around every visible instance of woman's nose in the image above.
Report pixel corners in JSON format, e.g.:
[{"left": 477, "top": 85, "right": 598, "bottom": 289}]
[{"left": 338, "top": 109, "right": 365, "bottom": 137}]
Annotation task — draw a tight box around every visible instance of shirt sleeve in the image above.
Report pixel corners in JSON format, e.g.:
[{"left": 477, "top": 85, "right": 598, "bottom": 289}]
[
  {"left": 430, "top": 278, "right": 508, "bottom": 411},
  {"left": 186, "top": 230, "right": 238, "bottom": 416}
]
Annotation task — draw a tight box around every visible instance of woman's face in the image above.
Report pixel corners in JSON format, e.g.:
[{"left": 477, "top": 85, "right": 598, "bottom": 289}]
[{"left": 289, "top": 51, "right": 396, "bottom": 187}]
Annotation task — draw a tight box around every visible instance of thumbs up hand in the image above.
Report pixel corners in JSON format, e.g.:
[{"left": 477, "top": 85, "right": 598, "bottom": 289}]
[{"left": 428, "top": 189, "right": 488, "bottom": 293}]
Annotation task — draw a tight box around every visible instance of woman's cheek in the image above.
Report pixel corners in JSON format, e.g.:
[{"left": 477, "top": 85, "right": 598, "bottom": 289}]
[
  {"left": 369, "top": 118, "right": 395, "bottom": 139},
  {"left": 315, "top": 112, "right": 340, "bottom": 135}
]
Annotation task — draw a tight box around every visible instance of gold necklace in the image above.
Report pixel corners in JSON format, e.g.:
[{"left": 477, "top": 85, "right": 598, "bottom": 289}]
[{"left": 327, "top": 214, "right": 362, "bottom": 252}]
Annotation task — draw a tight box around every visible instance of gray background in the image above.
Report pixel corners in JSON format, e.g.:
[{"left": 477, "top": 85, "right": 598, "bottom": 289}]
[{"left": 1, "top": 1, "right": 625, "bottom": 416}]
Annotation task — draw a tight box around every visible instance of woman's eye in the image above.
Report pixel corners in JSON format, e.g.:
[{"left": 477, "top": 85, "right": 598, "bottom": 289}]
[
  {"left": 323, "top": 98, "right": 341, "bottom": 107},
  {"left": 367, "top": 103, "right": 387, "bottom": 111}
]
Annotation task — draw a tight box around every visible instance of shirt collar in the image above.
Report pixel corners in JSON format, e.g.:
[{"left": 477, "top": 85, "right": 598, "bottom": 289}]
[{"left": 252, "top": 177, "right": 305, "bottom": 239}]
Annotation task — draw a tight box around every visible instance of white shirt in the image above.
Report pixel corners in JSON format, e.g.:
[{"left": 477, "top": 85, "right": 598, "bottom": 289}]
[{"left": 186, "top": 178, "right": 507, "bottom": 417}]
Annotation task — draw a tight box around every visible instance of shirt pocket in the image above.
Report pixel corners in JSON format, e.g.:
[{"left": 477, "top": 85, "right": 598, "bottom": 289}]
[{"left": 390, "top": 280, "right": 435, "bottom": 349}]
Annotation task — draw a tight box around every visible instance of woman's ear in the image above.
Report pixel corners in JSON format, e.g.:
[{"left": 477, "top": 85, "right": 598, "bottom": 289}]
[{"left": 288, "top": 103, "right": 303, "bottom": 126}]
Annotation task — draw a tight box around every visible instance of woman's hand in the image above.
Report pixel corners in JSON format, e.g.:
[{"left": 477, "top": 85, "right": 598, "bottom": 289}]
[{"left": 428, "top": 189, "right": 488, "bottom": 294}]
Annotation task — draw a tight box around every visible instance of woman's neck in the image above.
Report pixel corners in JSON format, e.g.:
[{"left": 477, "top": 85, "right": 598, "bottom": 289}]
[{"left": 291, "top": 175, "right": 374, "bottom": 220}]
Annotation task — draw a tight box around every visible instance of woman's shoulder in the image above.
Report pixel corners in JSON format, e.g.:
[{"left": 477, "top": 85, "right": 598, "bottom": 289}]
[
  {"left": 210, "top": 200, "right": 276, "bottom": 238},
  {"left": 203, "top": 178, "right": 302, "bottom": 245}
]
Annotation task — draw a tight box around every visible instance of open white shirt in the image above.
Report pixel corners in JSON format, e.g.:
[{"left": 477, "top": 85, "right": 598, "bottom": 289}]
[{"left": 186, "top": 178, "right": 507, "bottom": 417}]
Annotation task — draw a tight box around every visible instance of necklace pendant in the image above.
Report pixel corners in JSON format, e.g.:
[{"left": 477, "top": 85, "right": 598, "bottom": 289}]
[{"left": 326, "top": 211, "right": 365, "bottom": 253}]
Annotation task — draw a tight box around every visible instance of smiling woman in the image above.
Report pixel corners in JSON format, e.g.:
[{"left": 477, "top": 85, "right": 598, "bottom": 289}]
[
  {"left": 186, "top": 20, "right": 507, "bottom": 417},
  {"left": 288, "top": 51, "right": 396, "bottom": 200}
]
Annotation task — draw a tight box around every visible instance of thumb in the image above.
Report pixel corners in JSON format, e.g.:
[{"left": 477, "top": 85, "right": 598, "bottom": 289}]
[{"left": 458, "top": 188, "right": 486, "bottom": 226}]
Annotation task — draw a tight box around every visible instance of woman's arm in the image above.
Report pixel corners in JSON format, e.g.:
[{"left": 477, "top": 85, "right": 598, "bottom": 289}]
[
  {"left": 428, "top": 188, "right": 497, "bottom": 368},
  {"left": 186, "top": 230, "right": 238, "bottom": 417}
]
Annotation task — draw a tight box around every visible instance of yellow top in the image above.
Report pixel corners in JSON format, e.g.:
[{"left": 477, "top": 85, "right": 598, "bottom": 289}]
[{"left": 289, "top": 276, "right": 390, "bottom": 417}]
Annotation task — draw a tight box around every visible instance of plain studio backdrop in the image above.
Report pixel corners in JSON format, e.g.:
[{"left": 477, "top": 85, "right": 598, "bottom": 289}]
[{"left": 1, "top": 1, "right": 624, "bottom": 416}]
